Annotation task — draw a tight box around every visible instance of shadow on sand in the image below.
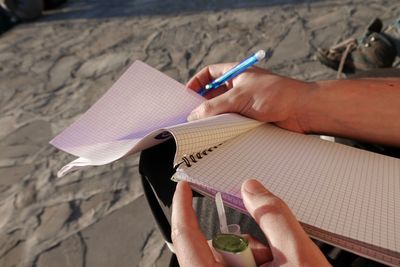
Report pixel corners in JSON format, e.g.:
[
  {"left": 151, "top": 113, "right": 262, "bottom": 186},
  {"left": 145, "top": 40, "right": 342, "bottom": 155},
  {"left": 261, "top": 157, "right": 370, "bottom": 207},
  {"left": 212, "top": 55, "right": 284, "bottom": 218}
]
[{"left": 40, "top": 0, "right": 325, "bottom": 22}]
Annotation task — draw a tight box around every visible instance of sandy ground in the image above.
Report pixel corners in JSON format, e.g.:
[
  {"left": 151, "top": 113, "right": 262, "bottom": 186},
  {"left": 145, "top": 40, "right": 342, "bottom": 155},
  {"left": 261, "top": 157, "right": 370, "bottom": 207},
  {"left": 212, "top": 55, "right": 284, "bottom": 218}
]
[{"left": 0, "top": 0, "right": 399, "bottom": 266}]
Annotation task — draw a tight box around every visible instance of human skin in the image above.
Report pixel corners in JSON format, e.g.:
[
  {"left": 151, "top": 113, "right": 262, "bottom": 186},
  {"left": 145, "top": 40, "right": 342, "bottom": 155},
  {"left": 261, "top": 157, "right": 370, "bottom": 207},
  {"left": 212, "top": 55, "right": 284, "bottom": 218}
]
[
  {"left": 173, "top": 64, "right": 400, "bottom": 265},
  {"left": 171, "top": 180, "right": 331, "bottom": 267},
  {"left": 186, "top": 63, "right": 400, "bottom": 147}
]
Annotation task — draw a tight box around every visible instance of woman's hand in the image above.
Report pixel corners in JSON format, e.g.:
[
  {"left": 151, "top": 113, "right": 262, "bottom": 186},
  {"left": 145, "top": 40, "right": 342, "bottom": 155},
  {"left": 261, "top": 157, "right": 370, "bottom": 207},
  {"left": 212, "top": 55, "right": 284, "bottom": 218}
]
[
  {"left": 171, "top": 180, "right": 330, "bottom": 267},
  {"left": 186, "top": 64, "right": 316, "bottom": 133}
]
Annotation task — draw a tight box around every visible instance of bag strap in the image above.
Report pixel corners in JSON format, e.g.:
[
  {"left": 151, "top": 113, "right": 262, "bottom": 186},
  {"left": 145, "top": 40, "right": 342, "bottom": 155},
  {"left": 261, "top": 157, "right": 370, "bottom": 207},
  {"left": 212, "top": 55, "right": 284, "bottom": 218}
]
[{"left": 141, "top": 173, "right": 173, "bottom": 244}]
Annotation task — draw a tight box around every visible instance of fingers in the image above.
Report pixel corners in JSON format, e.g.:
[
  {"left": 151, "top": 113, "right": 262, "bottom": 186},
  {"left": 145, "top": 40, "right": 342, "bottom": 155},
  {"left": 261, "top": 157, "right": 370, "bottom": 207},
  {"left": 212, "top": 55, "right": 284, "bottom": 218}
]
[
  {"left": 171, "top": 181, "right": 219, "bottom": 267},
  {"left": 186, "top": 63, "right": 237, "bottom": 91},
  {"left": 241, "top": 180, "right": 310, "bottom": 257},
  {"left": 186, "top": 66, "right": 212, "bottom": 91},
  {"left": 242, "top": 234, "right": 273, "bottom": 265},
  {"left": 187, "top": 89, "right": 238, "bottom": 121}
]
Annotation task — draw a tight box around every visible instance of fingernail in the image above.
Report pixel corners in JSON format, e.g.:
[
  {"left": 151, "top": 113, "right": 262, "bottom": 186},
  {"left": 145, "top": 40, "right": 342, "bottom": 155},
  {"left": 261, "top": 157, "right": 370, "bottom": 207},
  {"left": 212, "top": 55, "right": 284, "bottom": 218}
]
[{"left": 243, "top": 179, "right": 269, "bottom": 195}]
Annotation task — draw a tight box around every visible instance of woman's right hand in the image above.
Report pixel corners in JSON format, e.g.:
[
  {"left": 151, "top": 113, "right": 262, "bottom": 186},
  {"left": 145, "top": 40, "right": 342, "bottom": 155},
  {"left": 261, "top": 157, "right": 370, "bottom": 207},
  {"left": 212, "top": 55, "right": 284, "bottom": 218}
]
[{"left": 186, "top": 63, "right": 316, "bottom": 133}]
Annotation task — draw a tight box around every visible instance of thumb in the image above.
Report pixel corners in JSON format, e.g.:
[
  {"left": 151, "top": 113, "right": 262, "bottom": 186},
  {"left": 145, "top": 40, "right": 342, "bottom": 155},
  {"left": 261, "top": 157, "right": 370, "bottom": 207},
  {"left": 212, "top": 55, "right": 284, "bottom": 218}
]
[
  {"left": 187, "top": 90, "right": 237, "bottom": 121},
  {"left": 241, "top": 179, "right": 311, "bottom": 257}
]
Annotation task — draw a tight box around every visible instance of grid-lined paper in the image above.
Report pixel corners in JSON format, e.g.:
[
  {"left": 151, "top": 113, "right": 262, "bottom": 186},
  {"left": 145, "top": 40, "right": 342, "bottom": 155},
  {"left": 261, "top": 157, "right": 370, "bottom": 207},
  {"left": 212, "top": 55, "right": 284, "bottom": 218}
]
[
  {"left": 51, "top": 61, "right": 263, "bottom": 177},
  {"left": 176, "top": 124, "right": 400, "bottom": 265},
  {"left": 167, "top": 113, "right": 262, "bottom": 164},
  {"left": 51, "top": 60, "right": 205, "bottom": 175}
]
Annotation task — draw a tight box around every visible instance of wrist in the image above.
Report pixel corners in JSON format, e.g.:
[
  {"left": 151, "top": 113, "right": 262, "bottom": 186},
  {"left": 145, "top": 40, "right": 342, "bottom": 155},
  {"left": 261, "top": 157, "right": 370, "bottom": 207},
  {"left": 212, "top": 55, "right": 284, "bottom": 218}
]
[{"left": 293, "top": 81, "right": 319, "bottom": 134}]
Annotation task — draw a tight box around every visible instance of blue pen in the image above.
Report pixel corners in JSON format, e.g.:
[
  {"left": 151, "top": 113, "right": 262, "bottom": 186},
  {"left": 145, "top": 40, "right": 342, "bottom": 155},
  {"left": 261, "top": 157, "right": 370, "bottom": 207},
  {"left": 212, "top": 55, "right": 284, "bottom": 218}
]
[{"left": 198, "top": 50, "right": 268, "bottom": 96}]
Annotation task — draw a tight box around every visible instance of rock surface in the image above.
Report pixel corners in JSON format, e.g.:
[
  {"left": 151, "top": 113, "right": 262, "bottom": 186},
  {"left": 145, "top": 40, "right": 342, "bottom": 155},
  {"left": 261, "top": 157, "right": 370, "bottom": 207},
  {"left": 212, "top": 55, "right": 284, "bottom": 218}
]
[{"left": 0, "top": 0, "right": 399, "bottom": 266}]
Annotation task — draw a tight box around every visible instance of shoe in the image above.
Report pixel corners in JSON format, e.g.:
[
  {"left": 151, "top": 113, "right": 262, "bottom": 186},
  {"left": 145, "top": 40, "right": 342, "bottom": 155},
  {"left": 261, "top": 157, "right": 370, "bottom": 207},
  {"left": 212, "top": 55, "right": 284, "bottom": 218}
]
[
  {"left": 383, "top": 17, "right": 400, "bottom": 57},
  {"left": 316, "top": 18, "right": 397, "bottom": 78}
]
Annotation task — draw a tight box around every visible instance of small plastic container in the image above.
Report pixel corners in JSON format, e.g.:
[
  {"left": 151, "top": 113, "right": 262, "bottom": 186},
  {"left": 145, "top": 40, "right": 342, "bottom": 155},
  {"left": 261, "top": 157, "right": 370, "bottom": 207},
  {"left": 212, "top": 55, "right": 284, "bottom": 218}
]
[{"left": 212, "top": 232, "right": 257, "bottom": 267}]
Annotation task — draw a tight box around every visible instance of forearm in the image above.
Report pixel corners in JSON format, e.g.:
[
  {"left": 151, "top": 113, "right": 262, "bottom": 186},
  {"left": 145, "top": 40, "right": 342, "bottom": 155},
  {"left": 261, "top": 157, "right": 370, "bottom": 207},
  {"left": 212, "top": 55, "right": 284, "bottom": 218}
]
[{"left": 298, "top": 79, "right": 400, "bottom": 147}]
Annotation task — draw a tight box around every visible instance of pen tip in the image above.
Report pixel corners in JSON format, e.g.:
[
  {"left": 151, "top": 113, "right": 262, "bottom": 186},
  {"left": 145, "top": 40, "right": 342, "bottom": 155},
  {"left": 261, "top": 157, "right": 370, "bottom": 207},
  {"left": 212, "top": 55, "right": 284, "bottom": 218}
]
[{"left": 265, "top": 48, "right": 273, "bottom": 59}]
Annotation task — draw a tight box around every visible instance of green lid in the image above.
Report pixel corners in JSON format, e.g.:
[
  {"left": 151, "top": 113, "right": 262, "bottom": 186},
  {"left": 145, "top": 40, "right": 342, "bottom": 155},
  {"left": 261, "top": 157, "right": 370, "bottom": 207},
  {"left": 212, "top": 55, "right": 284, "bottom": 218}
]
[{"left": 212, "top": 233, "right": 248, "bottom": 253}]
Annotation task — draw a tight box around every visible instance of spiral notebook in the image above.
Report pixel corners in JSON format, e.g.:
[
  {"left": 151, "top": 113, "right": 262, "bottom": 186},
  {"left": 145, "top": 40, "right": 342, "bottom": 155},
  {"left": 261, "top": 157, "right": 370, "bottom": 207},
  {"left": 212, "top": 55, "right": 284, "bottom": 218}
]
[{"left": 51, "top": 61, "right": 400, "bottom": 266}]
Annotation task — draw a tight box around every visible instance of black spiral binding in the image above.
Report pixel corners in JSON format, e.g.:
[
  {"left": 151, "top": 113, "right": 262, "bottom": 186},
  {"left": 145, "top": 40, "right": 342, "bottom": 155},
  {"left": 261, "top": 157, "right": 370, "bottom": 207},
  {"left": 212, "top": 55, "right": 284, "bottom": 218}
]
[{"left": 180, "top": 143, "right": 223, "bottom": 167}]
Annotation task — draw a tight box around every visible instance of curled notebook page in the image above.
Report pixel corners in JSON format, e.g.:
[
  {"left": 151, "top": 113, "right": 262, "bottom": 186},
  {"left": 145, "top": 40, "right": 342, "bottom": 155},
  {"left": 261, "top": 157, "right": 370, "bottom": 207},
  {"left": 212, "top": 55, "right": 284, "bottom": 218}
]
[{"left": 50, "top": 61, "right": 204, "bottom": 176}]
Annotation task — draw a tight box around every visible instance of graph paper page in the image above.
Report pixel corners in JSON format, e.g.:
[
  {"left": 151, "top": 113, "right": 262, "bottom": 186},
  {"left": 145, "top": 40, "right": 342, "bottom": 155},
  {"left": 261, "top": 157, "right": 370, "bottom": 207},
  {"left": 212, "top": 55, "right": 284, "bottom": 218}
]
[
  {"left": 177, "top": 124, "right": 400, "bottom": 256},
  {"left": 51, "top": 60, "right": 204, "bottom": 175},
  {"left": 166, "top": 113, "right": 262, "bottom": 165}
]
